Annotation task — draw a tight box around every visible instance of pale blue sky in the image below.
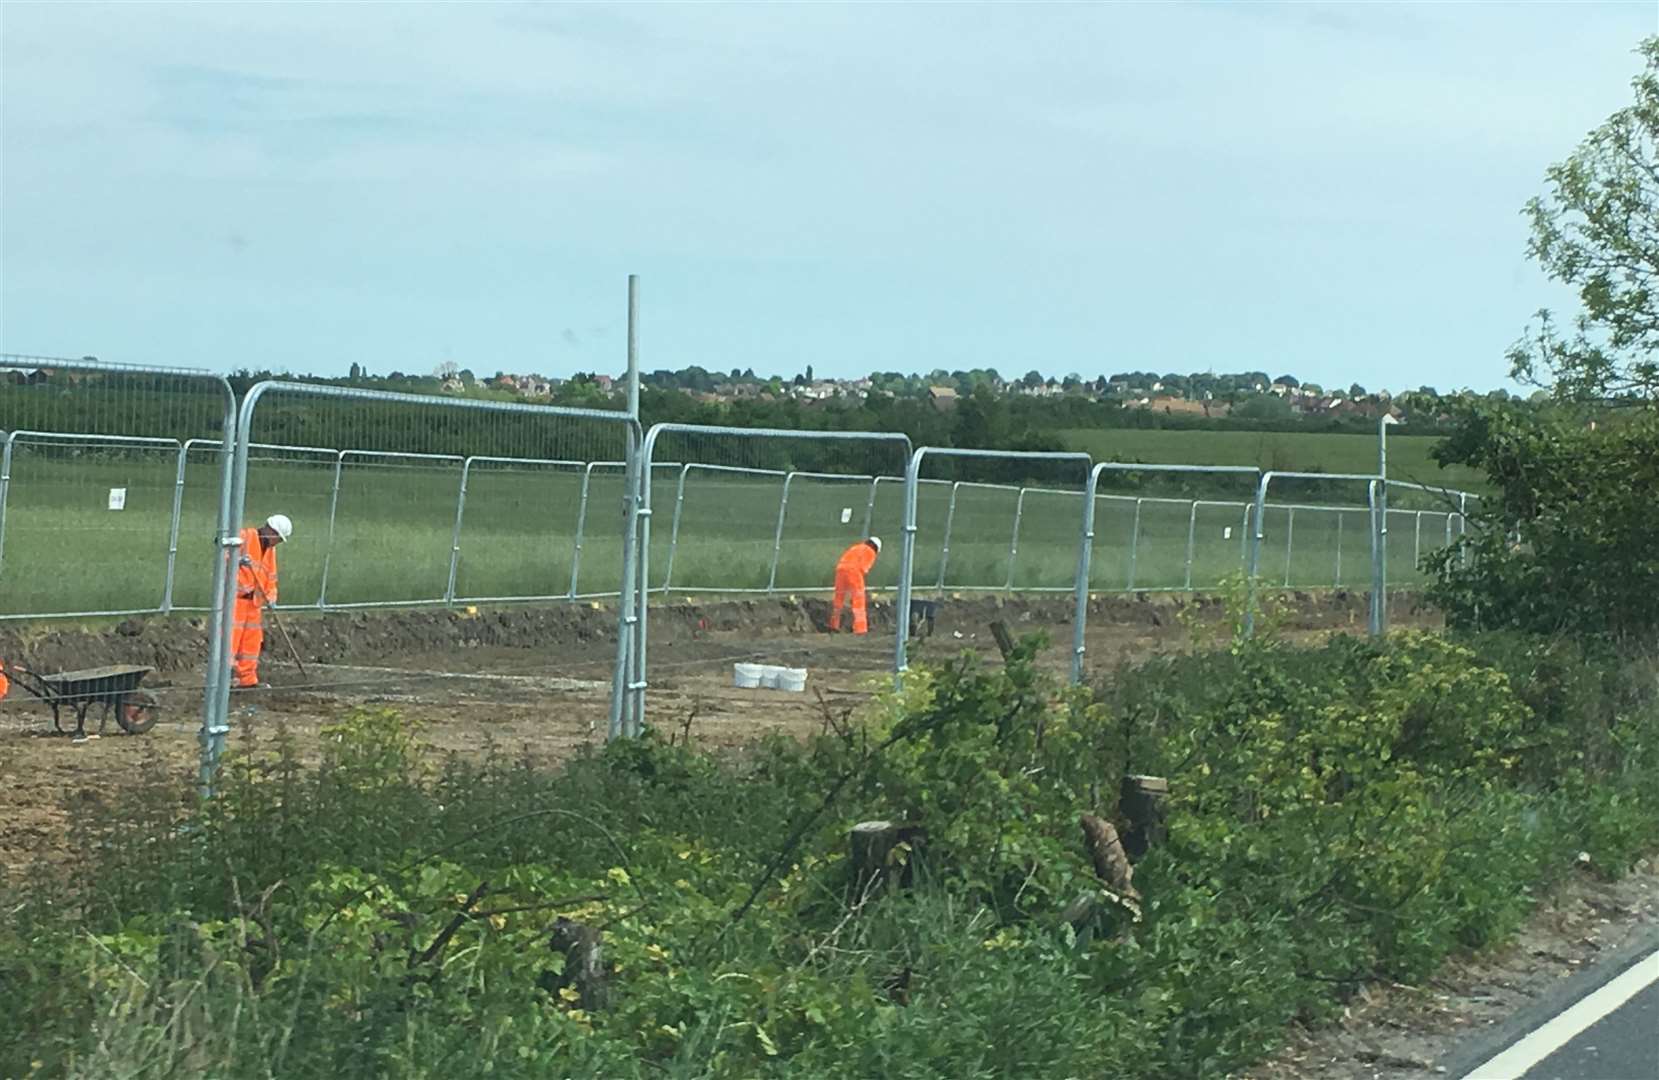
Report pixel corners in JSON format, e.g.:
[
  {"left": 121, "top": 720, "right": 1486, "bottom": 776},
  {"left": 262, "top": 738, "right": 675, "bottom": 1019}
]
[{"left": 2, "top": 2, "right": 1653, "bottom": 391}]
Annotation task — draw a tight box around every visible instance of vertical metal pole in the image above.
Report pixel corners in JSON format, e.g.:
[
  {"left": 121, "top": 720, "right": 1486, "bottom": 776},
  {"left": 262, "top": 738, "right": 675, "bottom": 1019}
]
[
  {"left": 1367, "top": 481, "right": 1382, "bottom": 637},
  {"left": 1239, "top": 502, "right": 1251, "bottom": 566},
  {"left": 893, "top": 450, "right": 923, "bottom": 685},
  {"left": 0, "top": 433, "right": 15, "bottom": 576},
  {"left": 1413, "top": 510, "right": 1424, "bottom": 575},
  {"left": 1070, "top": 466, "right": 1100, "bottom": 684},
  {"left": 162, "top": 441, "right": 188, "bottom": 612},
  {"left": 861, "top": 476, "right": 880, "bottom": 539},
  {"left": 203, "top": 380, "right": 253, "bottom": 797},
  {"left": 1377, "top": 421, "right": 1391, "bottom": 634},
  {"left": 1282, "top": 507, "right": 1295, "bottom": 587},
  {"left": 1005, "top": 487, "right": 1026, "bottom": 592},
  {"left": 1335, "top": 510, "right": 1344, "bottom": 587},
  {"left": 765, "top": 472, "right": 795, "bottom": 593},
  {"left": 1126, "top": 497, "right": 1143, "bottom": 591},
  {"left": 444, "top": 457, "right": 472, "bottom": 604},
  {"left": 569, "top": 463, "right": 595, "bottom": 599},
  {"left": 1244, "top": 474, "right": 1272, "bottom": 637},
  {"left": 659, "top": 464, "right": 690, "bottom": 594},
  {"left": 609, "top": 424, "right": 643, "bottom": 739},
  {"left": 935, "top": 481, "right": 961, "bottom": 593},
  {"left": 627, "top": 274, "right": 640, "bottom": 422},
  {"left": 1183, "top": 500, "right": 1198, "bottom": 591},
  {"left": 629, "top": 439, "right": 656, "bottom": 737},
  {"left": 316, "top": 451, "right": 345, "bottom": 609}
]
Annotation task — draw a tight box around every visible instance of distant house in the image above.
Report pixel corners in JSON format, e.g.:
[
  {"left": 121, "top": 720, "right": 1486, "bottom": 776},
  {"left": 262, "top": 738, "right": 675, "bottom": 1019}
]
[
  {"left": 595, "top": 375, "right": 614, "bottom": 393},
  {"left": 928, "top": 385, "right": 959, "bottom": 412}
]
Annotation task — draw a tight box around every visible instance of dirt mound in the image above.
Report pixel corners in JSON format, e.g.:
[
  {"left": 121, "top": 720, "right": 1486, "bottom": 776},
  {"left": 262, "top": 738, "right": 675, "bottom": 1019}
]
[{"left": 0, "top": 589, "right": 1426, "bottom": 679}]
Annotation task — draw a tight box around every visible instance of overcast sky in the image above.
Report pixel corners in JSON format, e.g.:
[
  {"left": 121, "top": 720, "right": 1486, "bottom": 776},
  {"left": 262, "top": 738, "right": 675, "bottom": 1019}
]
[{"left": 2, "top": 2, "right": 1654, "bottom": 391}]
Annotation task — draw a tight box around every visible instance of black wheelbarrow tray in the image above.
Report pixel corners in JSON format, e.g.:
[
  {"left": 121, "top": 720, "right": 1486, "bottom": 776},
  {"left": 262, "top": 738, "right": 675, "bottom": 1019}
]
[{"left": 3, "top": 663, "right": 160, "bottom": 737}]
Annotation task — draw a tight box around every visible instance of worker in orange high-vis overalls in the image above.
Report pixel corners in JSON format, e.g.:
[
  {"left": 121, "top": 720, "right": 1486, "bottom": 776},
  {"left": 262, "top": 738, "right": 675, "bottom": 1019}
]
[
  {"left": 0, "top": 664, "right": 9, "bottom": 703},
  {"left": 829, "top": 536, "right": 882, "bottom": 635},
  {"left": 232, "top": 514, "right": 291, "bottom": 689}
]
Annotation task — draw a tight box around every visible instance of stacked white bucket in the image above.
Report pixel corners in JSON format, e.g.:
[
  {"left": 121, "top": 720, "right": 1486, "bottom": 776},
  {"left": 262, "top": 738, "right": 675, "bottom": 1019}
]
[{"left": 734, "top": 663, "right": 808, "bottom": 693}]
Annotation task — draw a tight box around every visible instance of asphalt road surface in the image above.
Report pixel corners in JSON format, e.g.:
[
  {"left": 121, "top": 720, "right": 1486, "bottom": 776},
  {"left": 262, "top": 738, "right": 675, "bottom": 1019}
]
[{"left": 1457, "top": 947, "right": 1659, "bottom": 1080}]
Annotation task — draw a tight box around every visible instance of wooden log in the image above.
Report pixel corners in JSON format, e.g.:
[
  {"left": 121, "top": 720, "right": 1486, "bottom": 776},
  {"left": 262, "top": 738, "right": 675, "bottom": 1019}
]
[
  {"left": 1079, "top": 814, "right": 1141, "bottom": 908},
  {"left": 849, "top": 820, "right": 926, "bottom": 900},
  {"left": 1119, "top": 775, "right": 1170, "bottom": 860}
]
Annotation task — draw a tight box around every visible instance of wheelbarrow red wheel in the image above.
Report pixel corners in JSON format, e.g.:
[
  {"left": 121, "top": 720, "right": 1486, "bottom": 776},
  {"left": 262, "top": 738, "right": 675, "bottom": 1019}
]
[{"left": 116, "top": 690, "right": 160, "bottom": 735}]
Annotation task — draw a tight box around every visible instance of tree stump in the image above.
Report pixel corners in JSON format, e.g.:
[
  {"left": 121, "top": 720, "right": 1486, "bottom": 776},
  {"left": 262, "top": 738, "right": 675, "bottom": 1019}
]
[
  {"left": 1119, "top": 775, "right": 1169, "bottom": 861},
  {"left": 849, "top": 820, "right": 926, "bottom": 900},
  {"left": 549, "top": 917, "right": 609, "bottom": 1011},
  {"left": 989, "top": 621, "right": 1016, "bottom": 661}
]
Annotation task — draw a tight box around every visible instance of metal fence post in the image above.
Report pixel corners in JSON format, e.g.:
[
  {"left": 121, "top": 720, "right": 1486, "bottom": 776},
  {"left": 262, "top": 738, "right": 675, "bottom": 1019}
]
[
  {"left": 444, "top": 457, "right": 472, "bottom": 605},
  {"left": 1126, "top": 497, "right": 1143, "bottom": 591},
  {"left": 1368, "top": 481, "right": 1382, "bottom": 636},
  {"left": 1239, "top": 503, "right": 1252, "bottom": 566},
  {"left": 162, "top": 442, "right": 190, "bottom": 612},
  {"left": 0, "top": 433, "right": 12, "bottom": 577},
  {"left": 315, "top": 450, "right": 345, "bottom": 610},
  {"left": 1006, "top": 487, "right": 1026, "bottom": 592},
  {"left": 1335, "top": 509, "right": 1344, "bottom": 587},
  {"left": 935, "top": 481, "right": 961, "bottom": 593},
  {"left": 862, "top": 476, "right": 880, "bottom": 539},
  {"left": 1413, "top": 510, "right": 1423, "bottom": 573},
  {"left": 1183, "top": 500, "right": 1198, "bottom": 591},
  {"left": 609, "top": 427, "right": 643, "bottom": 739},
  {"left": 765, "top": 471, "right": 795, "bottom": 593},
  {"left": 659, "top": 464, "right": 691, "bottom": 594},
  {"left": 1072, "top": 465, "right": 1102, "bottom": 683},
  {"left": 569, "top": 462, "right": 596, "bottom": 599},
  {"left": 1283, "top": 506, "right": 1295, "bottom": 587}
]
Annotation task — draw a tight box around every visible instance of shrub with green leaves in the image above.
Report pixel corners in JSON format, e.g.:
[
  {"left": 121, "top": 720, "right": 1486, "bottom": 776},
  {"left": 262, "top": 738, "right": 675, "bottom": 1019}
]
[{"left": 2, "top": 628, "right": 1654, "bottom": 1079}]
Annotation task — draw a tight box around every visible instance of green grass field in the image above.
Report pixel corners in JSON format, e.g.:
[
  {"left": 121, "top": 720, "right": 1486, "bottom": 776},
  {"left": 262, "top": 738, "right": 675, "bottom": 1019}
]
[
  {"left": 1059, "top": 428, "right": 1485, "bottom": 493},
  {"left": 0, "top": 443, "right": 1466, "bottom": 618}
]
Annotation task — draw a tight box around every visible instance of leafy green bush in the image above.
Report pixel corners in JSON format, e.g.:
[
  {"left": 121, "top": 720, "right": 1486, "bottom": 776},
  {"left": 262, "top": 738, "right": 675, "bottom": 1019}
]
[{"left": 2, "top": 628, "right": 1655, "bottom": 1079}]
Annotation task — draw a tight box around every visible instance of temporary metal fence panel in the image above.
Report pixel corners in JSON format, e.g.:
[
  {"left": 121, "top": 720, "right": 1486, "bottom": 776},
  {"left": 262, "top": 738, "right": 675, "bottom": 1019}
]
[
  {"left": 621, "top": 424, "right": 913, "bottom": 738},
  {"left": 895, "top": 448, "right": 1094, "bottom": 685},
  {"left": 1083, "top": 465, "right": 1263, "bottom": 599},
  {"left": 934, "top": 481, "right": 1022, "bottom": 593},
  {"left": 1245, "top": 471, "right": 1382, "bottom": 636},
  {"left": 769, "top": 471, "right": 883, "bottom": 594},
  {"left": 448, "top": 456, "right": 589, "bottom": 604},
  {"left": 207, "top": 381, "right": 641, "bottom": 792},
  {"left": 1, "top": 354, "right": 239, "bottom": 796}
]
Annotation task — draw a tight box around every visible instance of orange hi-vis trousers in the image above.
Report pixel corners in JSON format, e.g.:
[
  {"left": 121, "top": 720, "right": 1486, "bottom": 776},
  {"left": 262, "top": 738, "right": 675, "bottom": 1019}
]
[
  {"left": 829, "top": 541, "right": 879, "bottom": 635},
  {"left": 831, "top": 569, "right": 869, "bottom": 634},
  {"left": 232, "top": 527, "right": 278, "bottom": 687}
]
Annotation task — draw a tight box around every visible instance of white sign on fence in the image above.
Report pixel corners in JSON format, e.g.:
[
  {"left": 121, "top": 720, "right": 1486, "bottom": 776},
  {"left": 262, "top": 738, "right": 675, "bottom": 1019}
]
[
  {"left": 840, "top": 507, "right": 852, "bottom": 524},
  {"left": 108, "top": 487, "right": 127, "bottom": 511},
  {"left": 1223, "top": 526, "right": 1232, "bottom": 540}
]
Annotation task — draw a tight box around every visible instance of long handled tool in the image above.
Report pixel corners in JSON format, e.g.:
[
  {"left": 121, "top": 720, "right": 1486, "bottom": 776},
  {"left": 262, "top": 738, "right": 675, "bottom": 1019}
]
[
  {"left": 250, "top": 582, "right": 306, "bottom": 678},
  {"left": 264, "top": 602, "right": 307, "bottom": 678}
]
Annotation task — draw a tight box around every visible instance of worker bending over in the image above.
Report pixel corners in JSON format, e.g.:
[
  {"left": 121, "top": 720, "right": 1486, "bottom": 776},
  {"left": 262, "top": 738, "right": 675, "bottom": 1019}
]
[
  {"left": 830, "top": 536, "right": 882, "bottom": 635},
  {"left": 232, "top": 514, "right": 291, "bottom": 689}
]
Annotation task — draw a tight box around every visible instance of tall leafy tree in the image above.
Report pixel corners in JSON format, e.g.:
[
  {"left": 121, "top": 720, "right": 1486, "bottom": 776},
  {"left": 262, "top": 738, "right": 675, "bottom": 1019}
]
[{"left": 1511, "top": 37, "right": 1659, "bottom": 403}]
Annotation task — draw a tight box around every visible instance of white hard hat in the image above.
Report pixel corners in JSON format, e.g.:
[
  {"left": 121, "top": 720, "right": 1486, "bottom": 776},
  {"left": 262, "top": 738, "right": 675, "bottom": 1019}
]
[
  {"left": 868, "top": 536, "right": 882, "bottom": 553},
  {"left": 266, "top": 514, "right": 293, "bottom": 542}
]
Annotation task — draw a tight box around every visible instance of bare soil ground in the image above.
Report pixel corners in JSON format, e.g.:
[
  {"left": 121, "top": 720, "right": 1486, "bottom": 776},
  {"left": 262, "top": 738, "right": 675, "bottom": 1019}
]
[{"left": 0, "top": 589, "right": 1401, "bottom": 876}]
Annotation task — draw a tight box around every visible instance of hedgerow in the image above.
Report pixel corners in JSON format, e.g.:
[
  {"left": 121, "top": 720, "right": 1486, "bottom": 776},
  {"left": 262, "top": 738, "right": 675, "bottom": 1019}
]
[{"left": 2, "top": 628, "right": 1654, "bottom": 1078}]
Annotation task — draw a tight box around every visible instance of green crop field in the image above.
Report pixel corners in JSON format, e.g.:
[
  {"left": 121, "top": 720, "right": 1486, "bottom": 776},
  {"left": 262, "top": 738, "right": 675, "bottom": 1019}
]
[
  {"left": 1059, "top": 428, "right": 1485, "bottom": 493},
  {"left": 0, "top": 443, "right": 1462, "bottom": 618}
]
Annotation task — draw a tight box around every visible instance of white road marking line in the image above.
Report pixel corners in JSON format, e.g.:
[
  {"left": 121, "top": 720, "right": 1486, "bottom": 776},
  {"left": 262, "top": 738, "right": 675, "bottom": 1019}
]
[{"left": 1459, "top": 948, "right": 1659, "bottom": 1079}]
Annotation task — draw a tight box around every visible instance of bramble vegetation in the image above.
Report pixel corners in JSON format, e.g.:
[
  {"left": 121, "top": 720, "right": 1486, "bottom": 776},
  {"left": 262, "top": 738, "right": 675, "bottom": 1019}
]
[{"left": 3, "top": 626, "right": 1654, "bottom": 1078}]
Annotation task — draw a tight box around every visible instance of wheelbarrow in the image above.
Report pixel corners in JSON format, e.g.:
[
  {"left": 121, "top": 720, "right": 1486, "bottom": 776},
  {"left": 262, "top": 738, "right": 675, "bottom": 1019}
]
[{"left": 2, "top": 663, "right": 160, "bottom": 738}]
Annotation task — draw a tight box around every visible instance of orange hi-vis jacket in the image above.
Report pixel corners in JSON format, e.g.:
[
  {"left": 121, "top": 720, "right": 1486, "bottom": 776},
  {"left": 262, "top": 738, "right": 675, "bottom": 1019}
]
[
  {"left": 831, "top": 540, "right": 879, "bottom": 634},
  {"left": 835, "top": 541, "right": 878, "bottom": 578},
  {"left": 232, "top": 527, "right": 279, "bottom": 687},
  {"left": 238, "top": 527, "right": 279, "bottom": 605}
]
